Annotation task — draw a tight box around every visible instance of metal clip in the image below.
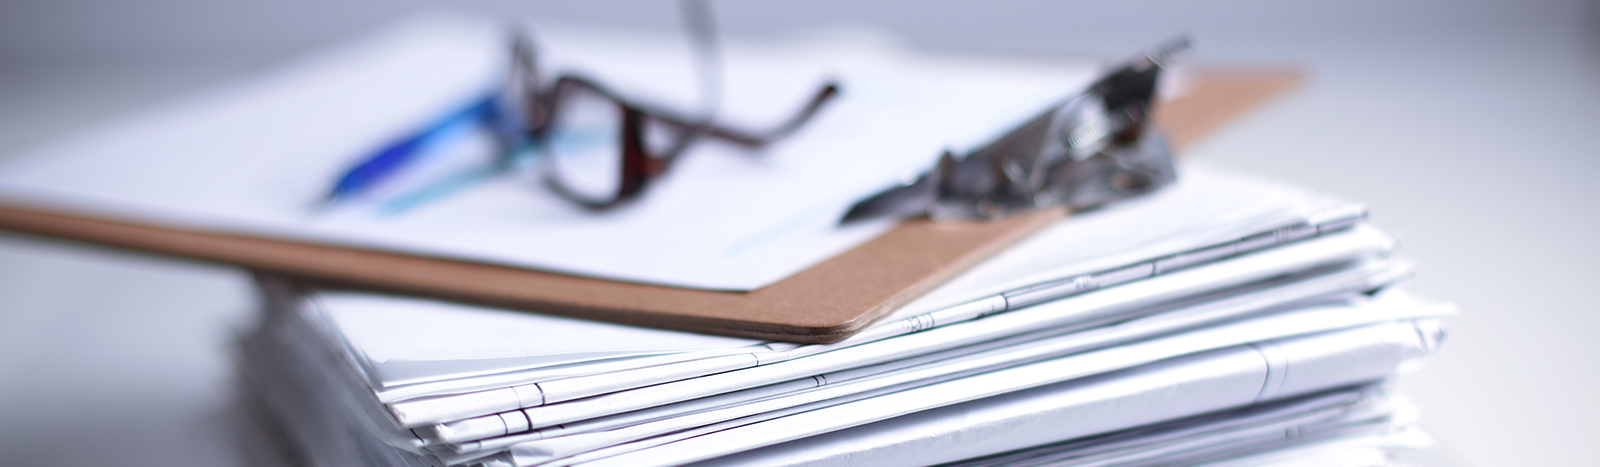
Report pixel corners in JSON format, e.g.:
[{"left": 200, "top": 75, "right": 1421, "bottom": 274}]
[{"left": 842, "top": 37, "right": 1188, "bottom": 223}]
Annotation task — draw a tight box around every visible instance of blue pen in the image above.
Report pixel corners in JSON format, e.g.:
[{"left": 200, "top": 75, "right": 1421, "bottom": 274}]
[{"left": 325, "top": 93, "right": 507, "bottom": 203}]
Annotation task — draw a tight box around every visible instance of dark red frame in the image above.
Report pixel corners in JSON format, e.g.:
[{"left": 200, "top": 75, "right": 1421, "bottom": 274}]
[{"left": 512, "top": 35, "right": 839, "bottom": 209}]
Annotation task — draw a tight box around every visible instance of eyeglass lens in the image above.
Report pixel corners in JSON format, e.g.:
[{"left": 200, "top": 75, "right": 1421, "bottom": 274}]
[{"left": 544, "top": 84, "right": 625, "bottom": 203}]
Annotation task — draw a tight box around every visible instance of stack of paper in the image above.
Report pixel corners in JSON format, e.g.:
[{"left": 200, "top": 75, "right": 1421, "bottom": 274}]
[
  {"left": 0, "top": 11, "right": 1452, "bottom": 467},
  {"left": 235, "top": 165, "right": 1451, "bottom": 467}
]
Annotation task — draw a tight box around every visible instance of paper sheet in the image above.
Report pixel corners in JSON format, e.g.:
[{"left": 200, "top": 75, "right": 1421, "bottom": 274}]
[
  {"left": 313, "top": 293, "right": 765, "bottom": 389},
  {"left": 305, "top": 166, "right": 1359, "bottom": 405},
  {"left": 0, "top": 12, "right": 1102, "bottom": 291},
  {"left": 444, "top": 260, "right": 1408, "bottom": 458},
  {"left": 561, "top": 310, "right": 1444, "bottom": 467},
  {"left": 797, "top": 387, "right": 1414, "bottom": 467},
  {"left": 364, "top": 223, "right": 1392, "bottom": 427},
  {"left": 888, "top": 164, "right": 1355, "bottom": 319},
  {"left": 240, "top": 290, "right": 1436, "bottom": 467},
  {"left": 488, "top": 295, "right": 1440, "bottom": 465},
  {"left": 413, "top": 226, "right": 1397, "bottom": 430}
]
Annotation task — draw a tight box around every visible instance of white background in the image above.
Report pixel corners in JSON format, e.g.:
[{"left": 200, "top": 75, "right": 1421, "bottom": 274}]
[{"left": 1, "top": 1, "right": 1597, "bottom": 466}]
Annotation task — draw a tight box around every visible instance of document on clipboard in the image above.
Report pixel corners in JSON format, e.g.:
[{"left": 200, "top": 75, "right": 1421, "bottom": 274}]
[{"left": 0, "top": 13, "right": 1301, "bottom": 342}]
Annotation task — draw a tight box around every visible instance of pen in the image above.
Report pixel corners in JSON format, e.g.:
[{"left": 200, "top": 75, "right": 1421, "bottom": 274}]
[{"left": 326, "top": 92, "right": 505, "bottom": 204}]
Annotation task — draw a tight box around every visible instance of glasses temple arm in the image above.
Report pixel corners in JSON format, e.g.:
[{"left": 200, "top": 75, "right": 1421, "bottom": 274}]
[{"left": 701, "top": 82, "right": 840, "bottom": 147}]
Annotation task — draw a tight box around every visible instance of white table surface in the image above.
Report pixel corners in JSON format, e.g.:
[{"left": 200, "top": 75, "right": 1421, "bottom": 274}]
[{"left": 2, "top": 3, "right": 1596, "bottom": 466}]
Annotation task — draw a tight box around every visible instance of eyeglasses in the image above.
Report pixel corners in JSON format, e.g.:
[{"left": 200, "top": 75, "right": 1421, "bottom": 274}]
[
  {"left": 510, "top": 38, "right": 839, "bottom": 208},
  {"left": 327, "top": 0, "right": 839, "bottom": 210}
]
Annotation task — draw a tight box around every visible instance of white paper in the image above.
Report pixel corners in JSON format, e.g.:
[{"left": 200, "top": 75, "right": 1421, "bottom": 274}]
[
  {"left": 0, "top": 12, "right": 1103, "bottom": 291},
  {"left": 240, "top": 307, "right": 432, "bottom": 467},
  {"left": 439, "top": 258, "right": 1409, "bottom": 453},
  {"left": 423, "top": 225, "right": 1396, "bottom": 432},
  {"left": 497, "top": 294, "right": 1442, "bottom": 465},
  {"left": 313, "top": 293, "right": 765, "bottom": 389},
  {"left": 830, "top": 387, "right": 1414, "bottom": 467},
  {"left": 320, "top": 166, "right": 1360, "bottom": 411},
  {"left": 888, "top": 165, "right": 1356, "bottom": 319},
  {"left": 570, "top": 311, "right": 1446, "bottom": 467},
  {"left": 237, "top": 226, "right": 1444, "bottom": 466}
]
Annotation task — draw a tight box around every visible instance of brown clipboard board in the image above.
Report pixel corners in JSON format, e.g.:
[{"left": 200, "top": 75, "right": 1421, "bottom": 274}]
[{"left": 0, "top": 69, "right": 1301, "bottom": 344}]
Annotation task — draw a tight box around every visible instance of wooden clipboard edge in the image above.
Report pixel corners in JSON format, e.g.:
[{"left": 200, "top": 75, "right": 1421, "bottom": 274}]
[
  {"left": 0, "top": 69, "right": 1304, "bottom": 344},
  {"left": 0, "top": 201, "right": 1059, "bottom": 343}
]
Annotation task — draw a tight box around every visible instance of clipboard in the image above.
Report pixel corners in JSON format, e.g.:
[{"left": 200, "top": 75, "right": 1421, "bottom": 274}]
[{"left": 0, "top": 69, "right": 1301, "bottom": 343}]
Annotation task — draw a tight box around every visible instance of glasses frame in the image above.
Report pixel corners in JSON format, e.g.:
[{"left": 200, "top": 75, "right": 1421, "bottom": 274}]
[{"left": 507, "top": 33, "right": 840, "bottom": 209}]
